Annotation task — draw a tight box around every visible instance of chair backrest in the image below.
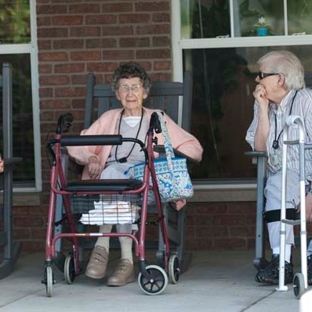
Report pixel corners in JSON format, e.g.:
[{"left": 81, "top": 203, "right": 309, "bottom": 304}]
[
  {"left": 84, "top": 71, "right": 193, "bottom": 131},
  {"left": 305, "top": 72, "right": 312, "bottom": 89}
]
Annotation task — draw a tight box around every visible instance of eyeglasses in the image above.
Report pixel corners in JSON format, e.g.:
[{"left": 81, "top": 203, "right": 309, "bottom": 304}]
[
  {"left": 257, "top": 71, "right": 280, "bottom": 80},
  {"left": 118, "top": 84, "right": 142, "bottom": 93}
]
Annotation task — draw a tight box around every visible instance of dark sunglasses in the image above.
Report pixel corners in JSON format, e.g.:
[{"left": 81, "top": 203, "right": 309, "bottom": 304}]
[{"left": 257, "top": 71, "right": 280, "bottom": 80}]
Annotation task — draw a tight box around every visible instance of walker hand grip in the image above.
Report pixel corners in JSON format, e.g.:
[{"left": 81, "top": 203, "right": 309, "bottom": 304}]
[
  {"left": 149, "top": 112, "right": 162, "bottom": 133},
  {"left": 285, "top": 115, "right": 301, "bottom": 126},
  {"left": 60, "top": 135, "right": 123, "bottom": 146}
]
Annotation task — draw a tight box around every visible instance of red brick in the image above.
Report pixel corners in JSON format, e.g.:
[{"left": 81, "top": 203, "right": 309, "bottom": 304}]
[
  {"left": 52, "top": 16, "right": 83, "bottom": 25},
  {"left": 70, "top": 27, "right": 101, "bottom": 37},
  {"left": 153, "top": 36, "right": 171, "bottom": 47},
  {"left": 38, "top": 40, "right": 52, "bottom": 50},
  {"left": 154, "top": 61, "right": 171, "bottom": 70},
  {"left": 102, "top": 3, "right": 133, "bottom": 13},
  {"left": 213, "top": 215, "right": 248, "bottom": 226},
  {"left": 14, "top": 217, "right": 45, "bottom": 227},
  {"left": 37, "top": 16, "right": 51, "bottom": 26},
  {"left": 102, "top": 50, "right": 135, "bottom": 60},
  {"left": 38, "top": 28, "right": 69, "bottom": 38},
  {"left": 55, "top": 87, "right": 86, "bottom": 98},
  {"left": 39, "top": 52, "right": 68, "bottom": 62},
  {"left": 69, "top": 4, "right": 101, "bottom": 14},
  {"left": 37, "top": 5, "right": 68, "bottom": 15},
  {"left": 54, "top": 63, "right": 85, "bottom": 73},
  {"left": 135, "top": 2, "right": 169, "bottom": 12},
  {"left": 53, "top": 39, "right": 84, "bottom": 50},
  {"left": 39, "top": 64, "right": 52, "bottom": 74},
  {"left": 87, "top": 61, "right": 118, "bottom": 72},
  {"left": 31, "top": 229, "right": 47, "bottom": 240},
  {"left": 136, "top": 49, "right": 170, "bottom": 59},
  {"left": 153, "top": 13, "right": 170, "bottom": 23},
  {"left": 196, "top": 225, "right": 229, "bottom": 238},
  {"left": 41, "top": 99, "right": 71, "bottom": 109},
  {"left": 39, "top": 88, "right": 53, "bottom": 97},
  {"left": 119, "top": 13, "right": 150, "bottom": 24},
  {"left": 86, "top": 38, "right": 117, "bottom": 49},
  {"left": 119, "top": 37, "right": 150, "bottom": 48},
  {"left": 40, "top": 75, "right": 70, "bottom": 86},
  {"left": 102, "top": 25, "right": 134, "bottom": 36},
  {"left": 136, "top": 24, "right": 170, "bottom": 35},
  {"left": 70, "top": 51, "right": 101, "bottom": 61},
  {"left": 85, "top": 15, "right": 117, "bottom": 25}
]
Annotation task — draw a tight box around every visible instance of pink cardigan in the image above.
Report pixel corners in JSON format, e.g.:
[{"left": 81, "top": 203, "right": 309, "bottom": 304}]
[{"left": 68, "top": 108, "right": 203, "bottom": 180}]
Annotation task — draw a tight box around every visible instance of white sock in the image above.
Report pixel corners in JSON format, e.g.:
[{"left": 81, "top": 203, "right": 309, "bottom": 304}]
[
  {"left": 94, "top": 224, "right": 113, "bottom": 252},
  {"left": 119, "top": 237, "right": 133, "bottom": 264},
  {"left": 272, "top": 244, "right": 292, "bottom": 263}
]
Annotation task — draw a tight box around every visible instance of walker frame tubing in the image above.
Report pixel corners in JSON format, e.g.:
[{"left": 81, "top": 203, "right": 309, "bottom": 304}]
[
  {"left": 46, "top": 119, "right": 171, "bottom": 274},
  {"left": 278, "top": 115, "right": 308, "bottom": 291}
]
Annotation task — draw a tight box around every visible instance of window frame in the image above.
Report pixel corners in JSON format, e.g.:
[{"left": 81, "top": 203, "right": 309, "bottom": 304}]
[
  {"left": 171, "top": 0, "right": 312, "bottom": 191},
  {"left": 0, "top": 1, "right": 41, "bottom": 192}
]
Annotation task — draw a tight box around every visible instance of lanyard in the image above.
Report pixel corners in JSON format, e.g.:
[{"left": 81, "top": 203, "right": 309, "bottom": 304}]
[
  {"left": 272, "top": 90, "right": 298, "bottom": 150},
  {"left": 115, "top": 108, "right": 144, "bottom": 163}
]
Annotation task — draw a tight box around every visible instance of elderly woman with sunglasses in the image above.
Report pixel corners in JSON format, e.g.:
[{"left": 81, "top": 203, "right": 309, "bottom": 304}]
[
  {"left": 246, "top": 50, "right": 312, "bottom": 285},
  {"left": 68, "top": 62, "right": 203, "bottom": 287}
]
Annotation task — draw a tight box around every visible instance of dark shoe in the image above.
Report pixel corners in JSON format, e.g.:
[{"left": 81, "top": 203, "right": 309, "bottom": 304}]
[
  {"left": 255, "top": 254, "right": 293, "bottom": 284},
  {"left": 308, "top": 255, "right": 312, "bottom": 285},
  {"left": 107, "top": 259, "right": 135, "bottom": 287},
  {"left": 85, "top": 246, "right": 109, "bottom": 279}
]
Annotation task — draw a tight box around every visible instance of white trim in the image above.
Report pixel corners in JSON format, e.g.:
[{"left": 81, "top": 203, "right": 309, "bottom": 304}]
[
  {"left": 171, "top": 1, "right": 183, "bottom": 82},
  {"left": 30, "top": 0, "right": 42, "bottom": 191},
  {"left": 0, "top": 1, "right": 41, "bottom": 192},
  {"left": 179, "top": 35, "right": 312, "bottom": 49},
  {"left": 0, "top": 45, "right": 33, "bottom": 54},
  {"left": 194, "top": 183, "right": 257, "bottom": 190}
]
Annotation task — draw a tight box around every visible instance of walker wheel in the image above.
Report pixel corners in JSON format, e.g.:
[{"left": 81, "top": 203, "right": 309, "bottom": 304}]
[
  {"left": 168, "top": 255, "right": 180, "bottom": 284},
  {"left": 138, "top": 265, "right": 168, "bottom": 296},
  {"left": 45, "top": 266, "right": 54, "bottom": 297},
  {"left": 64, "top": 255, "right": 76, "bottom": 284},
  {"left": 293, "top": 273, "right": 305, "bottom": 299}
]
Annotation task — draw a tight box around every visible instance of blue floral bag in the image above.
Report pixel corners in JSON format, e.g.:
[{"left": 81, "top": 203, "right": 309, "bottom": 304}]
[{"left": 134, "top": 112, "right": 194, "bottom": 203}]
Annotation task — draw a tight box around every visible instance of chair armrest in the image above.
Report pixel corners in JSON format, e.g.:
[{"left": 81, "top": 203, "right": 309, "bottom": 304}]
[
  {"left": 245, "top": 151, "right": 267, "bottom": 165},
  {"left": 244, "top": 151, "right": 267, "bottom": 158},
  {"left": 3, "top": 157, "right": 23, "bottom": 168},
  {"left": 154, "top": 145, "right": 200, "bottom": 164}
]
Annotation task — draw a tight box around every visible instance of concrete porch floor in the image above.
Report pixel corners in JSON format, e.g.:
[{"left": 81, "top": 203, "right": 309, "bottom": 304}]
[{"left": 0, "top": 249, "right": 311, "bottom": 312}]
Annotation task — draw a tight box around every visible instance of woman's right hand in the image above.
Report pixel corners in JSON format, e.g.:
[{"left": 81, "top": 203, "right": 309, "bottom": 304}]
[
  {"left": 253, "top": 84, "right": 269, "bottom": 110},
  {"left": 0, "top": 158, "right": 3, "bottom": 173},
  {"left": 87, "top": 156, "right": 101, "bottom": 179}
]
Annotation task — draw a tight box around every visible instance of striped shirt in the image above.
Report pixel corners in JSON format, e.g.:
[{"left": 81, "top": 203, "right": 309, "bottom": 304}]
[{"left": 246, "top": 88, "right": 312, "bottom": 181}]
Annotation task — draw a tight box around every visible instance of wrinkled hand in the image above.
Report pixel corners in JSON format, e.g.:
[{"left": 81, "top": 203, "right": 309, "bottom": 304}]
[
  {"left": 87, "top": 156, "right": 101, "bottom": 179},
  {"left": 253, "top": 84, "right": 269, "bottom": 110},
  {"left": 170, "top": 199, "right": 187, "bottom": 211}
]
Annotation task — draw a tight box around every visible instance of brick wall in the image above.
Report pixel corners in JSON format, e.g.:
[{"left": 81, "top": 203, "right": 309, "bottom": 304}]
[
  {"left": 12, "top": 201, "right": 258, "bottom": 252},
  {"left": 11, "top": 0, "right": 263, "bottom": 252}
]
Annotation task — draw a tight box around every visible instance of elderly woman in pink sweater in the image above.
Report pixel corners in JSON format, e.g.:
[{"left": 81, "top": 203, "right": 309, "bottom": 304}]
[{"left": 68, "top": 62, "right": 203, "bottom": 287}]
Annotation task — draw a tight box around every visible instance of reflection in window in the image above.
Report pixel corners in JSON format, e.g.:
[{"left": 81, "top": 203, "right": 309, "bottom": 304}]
[
  {"left": 181, "top": 0, "right": 312, "bottom": 38},
  {"left": 0, "top": 55, "right": 35, "bottom": 184},
  {"left": 184, "top": 45, "right": 312, "bottom": 181},
  {"left": 0, "top": 0, "right": 30, "bottom": 44}
]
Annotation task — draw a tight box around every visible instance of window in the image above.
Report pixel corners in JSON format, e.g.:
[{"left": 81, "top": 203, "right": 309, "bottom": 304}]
[
  {"left": 0, "top": 0, "right": 40, "bottom": 189},
  {"left": 173, "top": 0, "right": 312, "bottom": 184}
]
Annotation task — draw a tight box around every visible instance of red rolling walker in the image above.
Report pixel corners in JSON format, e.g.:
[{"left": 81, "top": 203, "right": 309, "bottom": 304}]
[{"left": 42, "top": 112, "right": 180, "bottom": 297}]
